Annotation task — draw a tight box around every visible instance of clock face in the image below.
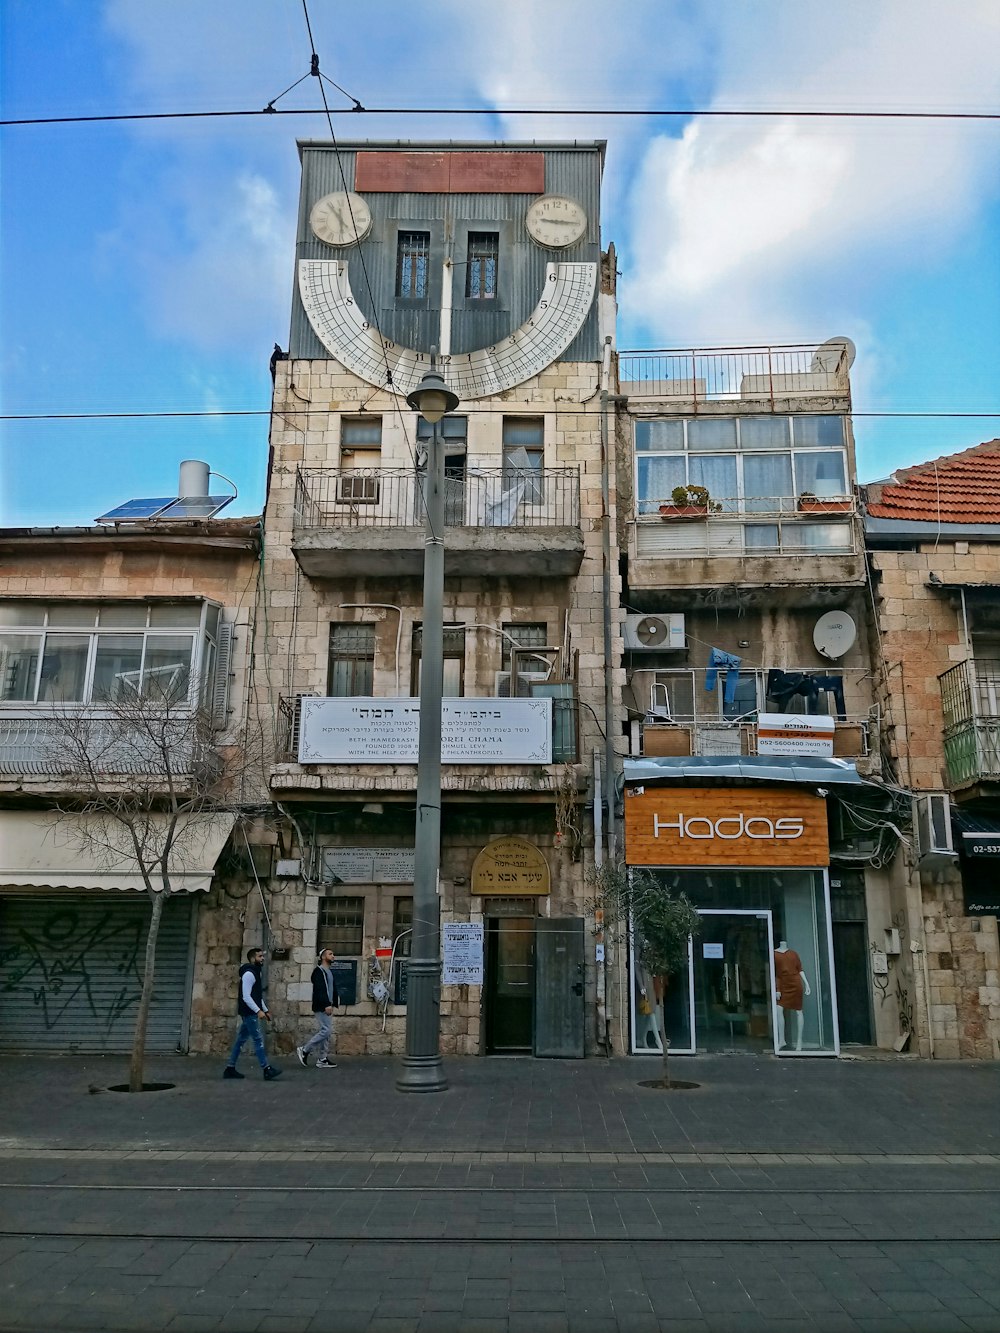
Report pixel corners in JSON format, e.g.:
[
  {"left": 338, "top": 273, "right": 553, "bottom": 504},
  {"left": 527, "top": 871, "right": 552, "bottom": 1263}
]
[
  {"left": 298, "top": 259, "right": 597, "bottom": 400},
  {"left": 525, "top": 195, "right": 588, "bottom": 249},
  {"left": 309, "top": 192, "right": 373, "bottom": 247}
]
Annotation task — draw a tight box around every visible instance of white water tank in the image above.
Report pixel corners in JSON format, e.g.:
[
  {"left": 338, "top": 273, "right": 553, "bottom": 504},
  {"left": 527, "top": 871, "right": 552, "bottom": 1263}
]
[{"left": 178, "top": 459, "right": 210, "bottom": 498}]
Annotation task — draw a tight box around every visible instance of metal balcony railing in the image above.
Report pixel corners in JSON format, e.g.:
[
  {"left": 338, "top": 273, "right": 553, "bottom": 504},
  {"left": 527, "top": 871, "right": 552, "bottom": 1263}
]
[
  {"left": 619, "top": 343, "right": 853, "bottom": 406},
  {"left": 293, "top": 467, "right": 581, "bottom": 532},
  {"left": 0, "top": 710, "right": 200, "bottom": 777},
  {"left": 939, "top": 658, "right": 1000, "bottom": 786},
  {"left": 633, "top": 495, "right": 859, "bottom": 558},
  {"left": 628, "top": 667, "right": 877, "bottom": 761},
  {"left": 636, "top": 716, "right": 874, "bottom": 760}
]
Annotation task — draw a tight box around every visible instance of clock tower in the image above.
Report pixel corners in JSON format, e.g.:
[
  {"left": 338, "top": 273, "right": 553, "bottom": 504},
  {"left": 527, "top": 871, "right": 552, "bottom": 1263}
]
[{"left": 290, "top": 141, "right": 603, "bottom": 397}]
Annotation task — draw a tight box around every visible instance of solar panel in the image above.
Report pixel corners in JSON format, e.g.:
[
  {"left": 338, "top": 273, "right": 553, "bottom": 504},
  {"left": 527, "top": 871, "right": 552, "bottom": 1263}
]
[
  {"left": 157, "top": 495, "right": 235, "bottom": 520},
  {"left": 96, "top": 497, "right": 177, "bottom": 523},
  {"left": 95, "top": 494, "right": 235, "bottom": 523}
]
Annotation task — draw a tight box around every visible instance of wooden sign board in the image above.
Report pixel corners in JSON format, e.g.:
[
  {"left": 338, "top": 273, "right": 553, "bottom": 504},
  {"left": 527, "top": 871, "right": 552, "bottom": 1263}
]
[
  {"left": 625, "top": 786, "right": 828, "bottom": 868},
  {"left": 472, "top": 837, "right": 550, "bottom": 896}
]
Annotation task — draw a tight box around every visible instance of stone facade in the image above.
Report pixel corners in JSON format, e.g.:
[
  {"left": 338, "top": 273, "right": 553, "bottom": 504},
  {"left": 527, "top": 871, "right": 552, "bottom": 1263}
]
[
  {"left": 245, "top": 341, "right": 626, "bottom": 1059},
  {"left": 0, "top": 520, "right": 262, "bottom": 1057},
  {"left": 869, "top": 542, "right": 1000, "bottom": 1060}
]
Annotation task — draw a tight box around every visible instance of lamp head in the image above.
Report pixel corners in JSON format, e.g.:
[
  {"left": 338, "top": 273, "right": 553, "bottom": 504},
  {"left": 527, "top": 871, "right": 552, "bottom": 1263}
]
[{"left": 406, "top": 368, "right": 459, "bottom": 423}]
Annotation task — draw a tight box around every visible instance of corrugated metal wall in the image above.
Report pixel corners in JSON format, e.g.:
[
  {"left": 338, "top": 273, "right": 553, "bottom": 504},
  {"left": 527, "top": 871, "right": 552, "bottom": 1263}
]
[
  {"left": 290, "top": 145, "right": 603, "bottom": 365},
  {"left": 0, "top": 894, "right": 194, "bottom": 1053}
]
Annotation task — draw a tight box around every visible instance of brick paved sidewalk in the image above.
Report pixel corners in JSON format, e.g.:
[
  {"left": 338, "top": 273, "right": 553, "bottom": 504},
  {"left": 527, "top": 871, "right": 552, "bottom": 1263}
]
[{"left": 1, "top": 1051, "right": 998, "bottom": 1157}]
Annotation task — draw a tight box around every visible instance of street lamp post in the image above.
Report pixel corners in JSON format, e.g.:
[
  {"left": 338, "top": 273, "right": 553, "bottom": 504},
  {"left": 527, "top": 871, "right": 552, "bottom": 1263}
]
[{"left": 397, "top": 366, "right": 459, "bottom": 1094}]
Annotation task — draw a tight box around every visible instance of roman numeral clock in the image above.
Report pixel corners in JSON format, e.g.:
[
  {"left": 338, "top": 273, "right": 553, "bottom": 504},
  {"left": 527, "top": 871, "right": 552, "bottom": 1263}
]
[{"left": 297, "top": 185, "right": 597, "bottom": 400}]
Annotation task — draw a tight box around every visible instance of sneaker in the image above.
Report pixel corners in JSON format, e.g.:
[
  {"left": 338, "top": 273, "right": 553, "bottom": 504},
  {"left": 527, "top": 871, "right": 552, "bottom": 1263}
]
[
  {"left": 223, "top": 1066, "right": 244, "bottom": 1080},
  {"left": 296, "top": 1046, "right": 309, "bottom": 1067},
  {"left": 314, "top": 1058, "right": 337, "bottom": 1069},
  {"left": 262, "top": 1065, "right": 283, "bottom": 1081}
]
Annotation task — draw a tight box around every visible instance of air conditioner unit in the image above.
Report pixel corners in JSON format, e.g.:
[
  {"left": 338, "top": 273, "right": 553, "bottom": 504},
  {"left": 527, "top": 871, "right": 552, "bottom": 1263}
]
[
  {"left": 915, "top": 793, "right": 956, "bottom": 863},
  {"left": 495, "top": 670, "right": 551, "bottom": 698},
  {"left": 623, "top": 613, "right": 686, "bottom": 651}
]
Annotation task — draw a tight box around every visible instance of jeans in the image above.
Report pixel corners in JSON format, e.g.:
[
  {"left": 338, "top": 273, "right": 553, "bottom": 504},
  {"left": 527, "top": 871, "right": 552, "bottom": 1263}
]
[
  {"left": 301, "top": 1011, "right": 333, "bottom": 1059},
  {"left": 228, "top": 1014, "right": 269, "bottom": 1070}
]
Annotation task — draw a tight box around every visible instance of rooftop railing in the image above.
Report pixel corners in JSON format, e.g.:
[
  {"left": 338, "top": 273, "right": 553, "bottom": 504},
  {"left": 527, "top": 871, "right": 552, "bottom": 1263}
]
[
  {"left": 619, "top": 343, "right": 853, "bottom": 407},
  {"left": 293, "top": 467, "right": 580, "bottom": 532}
]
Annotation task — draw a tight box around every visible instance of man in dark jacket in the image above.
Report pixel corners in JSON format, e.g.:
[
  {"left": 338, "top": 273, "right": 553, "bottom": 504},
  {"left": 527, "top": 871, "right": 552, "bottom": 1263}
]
[
  {"left": 296, "top": 947, "right": 340, "bottom": 1069},
  {"left": 223, "top": 947, "right": 282, "bottom": 1081}
]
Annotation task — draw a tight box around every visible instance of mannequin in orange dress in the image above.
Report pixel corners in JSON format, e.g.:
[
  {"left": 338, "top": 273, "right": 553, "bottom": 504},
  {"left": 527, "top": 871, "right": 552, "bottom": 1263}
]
[{"left": 774, "top": 940, "right": 811, "bottom": 1050}]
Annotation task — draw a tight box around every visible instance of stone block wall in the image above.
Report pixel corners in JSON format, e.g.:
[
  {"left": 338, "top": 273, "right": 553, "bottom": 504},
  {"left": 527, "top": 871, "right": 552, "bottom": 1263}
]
[{"left": 870, "top": 542, "right": 1000, "bottom": 1059}]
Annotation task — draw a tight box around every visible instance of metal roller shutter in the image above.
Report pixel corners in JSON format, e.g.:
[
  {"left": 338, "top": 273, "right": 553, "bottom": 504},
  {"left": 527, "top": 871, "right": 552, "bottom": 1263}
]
[{"left": 0, "top": 894, "right": 194, "bottom": 1053}]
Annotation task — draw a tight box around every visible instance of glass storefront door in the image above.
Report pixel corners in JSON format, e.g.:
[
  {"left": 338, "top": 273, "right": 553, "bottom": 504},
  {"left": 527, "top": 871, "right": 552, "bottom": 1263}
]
[
  {"left": 629, "top": 871, "right": 840, "bottom": 1057},
  {"left": 694, "top": 911, "right": 774, "bottom": 1053}
]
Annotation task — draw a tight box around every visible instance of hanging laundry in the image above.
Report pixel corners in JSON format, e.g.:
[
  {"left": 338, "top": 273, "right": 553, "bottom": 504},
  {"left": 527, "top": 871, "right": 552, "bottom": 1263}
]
[{"left": 705, "top": 647, "right": 743, "bottom": 706}]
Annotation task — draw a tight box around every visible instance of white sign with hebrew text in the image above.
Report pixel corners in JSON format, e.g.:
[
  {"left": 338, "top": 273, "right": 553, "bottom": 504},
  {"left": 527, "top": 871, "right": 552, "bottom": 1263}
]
[{"left": 298, "top": 697, "right": 552, "bottom": 764}]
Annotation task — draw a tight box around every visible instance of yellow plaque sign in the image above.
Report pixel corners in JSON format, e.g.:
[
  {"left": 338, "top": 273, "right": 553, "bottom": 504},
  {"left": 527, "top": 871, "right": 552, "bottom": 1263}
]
[{"left": 471, "top": 837, "right": 550, "bottom": 896}]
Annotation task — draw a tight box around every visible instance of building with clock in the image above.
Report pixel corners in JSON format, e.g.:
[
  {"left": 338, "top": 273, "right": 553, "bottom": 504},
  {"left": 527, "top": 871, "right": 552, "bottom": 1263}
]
[{"left": 250, "top": 141, "right": 625, "bottom": 1059}]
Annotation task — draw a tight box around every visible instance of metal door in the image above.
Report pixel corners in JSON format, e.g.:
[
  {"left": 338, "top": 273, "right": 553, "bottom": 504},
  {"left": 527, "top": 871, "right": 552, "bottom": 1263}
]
[
  {"left": 832, "top": 922, "right": 873, "bottom": 1044},
  {"left": 0, "top": 894, "right": 194, "bottom": 1053},
  {"left": 533, "top": 917, "right": 585, "bottom": 1058}
]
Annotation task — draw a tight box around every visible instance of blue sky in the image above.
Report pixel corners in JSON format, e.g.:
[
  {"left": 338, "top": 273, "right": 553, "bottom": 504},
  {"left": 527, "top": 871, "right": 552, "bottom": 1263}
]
[{"left": 2, "top": 0, "right": 998, "bottom": 526}]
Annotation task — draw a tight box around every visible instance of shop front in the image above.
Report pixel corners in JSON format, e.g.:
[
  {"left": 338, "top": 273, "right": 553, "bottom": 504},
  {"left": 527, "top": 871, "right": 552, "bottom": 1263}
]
[{"left": 624, "top": 784, "right": 839, "bottom": 1057}]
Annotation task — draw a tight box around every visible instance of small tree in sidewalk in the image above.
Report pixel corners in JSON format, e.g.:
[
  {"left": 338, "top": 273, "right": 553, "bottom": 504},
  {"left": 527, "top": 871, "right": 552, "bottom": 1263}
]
[
  {"left": 43, "top": 679, "right": 253, "bottom": 1091},
  {"left": 588, "top": 861, "right": 701, "bottom": 1088}
]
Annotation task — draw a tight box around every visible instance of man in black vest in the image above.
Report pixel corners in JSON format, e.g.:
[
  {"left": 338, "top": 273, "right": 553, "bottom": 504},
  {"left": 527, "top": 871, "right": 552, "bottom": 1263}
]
[{"left": 223, "top": 947, "right": 282, "bottom": 1080}]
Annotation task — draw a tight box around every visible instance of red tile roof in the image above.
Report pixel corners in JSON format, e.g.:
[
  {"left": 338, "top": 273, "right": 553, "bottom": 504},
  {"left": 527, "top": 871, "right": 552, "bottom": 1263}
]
[{"left": 866, "top": 440, "right": 1000, "bottom": 523}]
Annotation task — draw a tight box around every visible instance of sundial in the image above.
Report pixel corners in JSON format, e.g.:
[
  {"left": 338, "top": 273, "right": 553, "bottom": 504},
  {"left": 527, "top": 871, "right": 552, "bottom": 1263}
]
[{"left": 298, "top": 258, "right": 597, "bottom": 400}]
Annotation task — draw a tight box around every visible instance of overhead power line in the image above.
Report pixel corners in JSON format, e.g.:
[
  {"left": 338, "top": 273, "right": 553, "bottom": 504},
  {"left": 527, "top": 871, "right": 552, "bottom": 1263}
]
[{"left": 3, "top": 104, "right": 999, "bottom": 128}]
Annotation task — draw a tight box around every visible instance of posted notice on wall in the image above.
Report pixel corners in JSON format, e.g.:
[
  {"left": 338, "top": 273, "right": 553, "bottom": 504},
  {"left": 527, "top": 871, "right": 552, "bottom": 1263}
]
[{"left": 441, "top": 922, "right": 484, "bottom": 986}]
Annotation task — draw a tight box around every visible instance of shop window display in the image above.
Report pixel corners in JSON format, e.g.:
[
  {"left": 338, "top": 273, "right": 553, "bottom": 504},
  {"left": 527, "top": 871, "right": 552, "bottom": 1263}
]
[{"left": 630, "top": 869, "right": 837, "bottom": 1057}]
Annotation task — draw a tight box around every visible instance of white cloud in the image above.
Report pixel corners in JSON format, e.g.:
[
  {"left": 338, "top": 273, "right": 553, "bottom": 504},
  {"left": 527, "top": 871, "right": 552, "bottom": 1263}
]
[{"left": 621, "top": 0, "right": 1000, "bottom": 345}]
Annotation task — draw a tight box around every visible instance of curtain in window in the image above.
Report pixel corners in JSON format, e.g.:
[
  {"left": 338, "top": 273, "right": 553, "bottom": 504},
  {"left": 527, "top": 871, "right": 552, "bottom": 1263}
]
[
  {"left": 743, "top": 453, "right": 793, "bottom": 512},
  {"left": 637, "top": 455, "right": 685, "bottom": 513},
  {"left": 689, "top": 454, "right": 737, "bottom": 510}
]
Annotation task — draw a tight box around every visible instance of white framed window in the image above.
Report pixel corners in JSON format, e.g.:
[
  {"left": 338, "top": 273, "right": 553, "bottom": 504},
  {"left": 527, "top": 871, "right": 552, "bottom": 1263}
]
[
  {"left": 0, "top": 601, "right": 217, "bottom": 707},
  {"left": 633, "top": 414, "right": 849, "bottom": 515}
]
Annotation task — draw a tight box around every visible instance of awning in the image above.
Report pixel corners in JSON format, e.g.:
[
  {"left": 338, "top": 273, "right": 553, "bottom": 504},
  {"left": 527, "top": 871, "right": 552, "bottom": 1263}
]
[
  {"left": 623, "top": 755, "right": 863, "bottom": 786},
  {"left": 0, "top": 810, "right": 237, "bottom": 892},
  {"left": 951, "top": 807, "right": 1000, "bottom": 859}
]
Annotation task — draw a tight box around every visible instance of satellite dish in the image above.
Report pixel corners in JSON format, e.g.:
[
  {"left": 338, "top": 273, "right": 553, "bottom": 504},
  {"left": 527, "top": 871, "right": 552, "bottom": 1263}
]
[
  {"left": 813, "top": 610, "right": 857, "bottom": 660},
  {"left": 636, "top": 617, "right": 669, "bottom": 647},
  {"left": 811, "top": 336, "right": 857, "bottom": 374}
]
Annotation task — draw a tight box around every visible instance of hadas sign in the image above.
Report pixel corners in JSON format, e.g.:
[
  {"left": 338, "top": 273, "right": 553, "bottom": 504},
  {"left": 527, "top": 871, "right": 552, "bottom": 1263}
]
[{"left": 625, "top": 786, "right": 828, "bottom": 868}]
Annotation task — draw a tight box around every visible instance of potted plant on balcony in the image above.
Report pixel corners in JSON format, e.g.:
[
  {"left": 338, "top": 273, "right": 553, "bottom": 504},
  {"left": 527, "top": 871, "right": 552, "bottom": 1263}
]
[{"left": 659, "top": 484, "right": 721, "bottom": 520}]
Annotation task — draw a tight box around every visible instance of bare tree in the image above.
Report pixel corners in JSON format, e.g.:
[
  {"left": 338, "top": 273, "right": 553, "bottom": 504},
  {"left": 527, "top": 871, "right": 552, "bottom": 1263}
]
[
  {"left": 41, "top": 679, "right": 250, "bottom": 1091},
  {"left": 588, "top": 861, "right": 701, "bottom": 1088}
]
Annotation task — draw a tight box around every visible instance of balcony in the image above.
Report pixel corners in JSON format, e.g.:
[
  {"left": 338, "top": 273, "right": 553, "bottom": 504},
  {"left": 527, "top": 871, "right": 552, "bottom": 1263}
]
[
  {"left": 292, "top": 467, "right": 583, "bottom": 579},
  {"left": 939, "top": 658, "right": 1000, "bottom": 788},
  {"left": 626, "top": 667, "right": 879, "bottom": 774},
  {"left": 628, "top": 496, "right": 863, "bottom": 598},
  {"left": 0, "top": 709, "right": 202, "bottom": 787},
  {"left": 619, "top": 343, "right": 852, "bottom": 407}
]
